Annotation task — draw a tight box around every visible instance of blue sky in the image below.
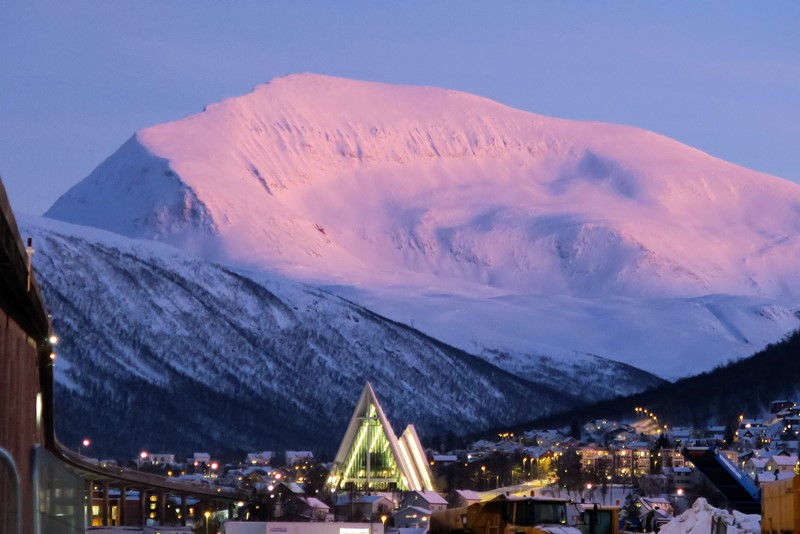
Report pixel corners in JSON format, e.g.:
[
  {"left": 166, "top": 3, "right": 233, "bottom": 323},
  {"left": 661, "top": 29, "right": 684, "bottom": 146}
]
[{"left": 2, "top": 1, "right": 799, "bottom": 214}]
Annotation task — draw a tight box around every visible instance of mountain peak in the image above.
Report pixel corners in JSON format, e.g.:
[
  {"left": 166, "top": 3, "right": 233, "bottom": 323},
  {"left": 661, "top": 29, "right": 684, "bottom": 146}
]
[{"left": 46, "top": 74, "right": 800, "bottom": 300}]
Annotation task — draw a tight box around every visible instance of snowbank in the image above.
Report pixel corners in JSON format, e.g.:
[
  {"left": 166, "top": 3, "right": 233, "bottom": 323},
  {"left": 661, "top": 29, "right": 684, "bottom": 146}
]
[{"left": 658, "top": 498, "right": 760, "bottom": 534}]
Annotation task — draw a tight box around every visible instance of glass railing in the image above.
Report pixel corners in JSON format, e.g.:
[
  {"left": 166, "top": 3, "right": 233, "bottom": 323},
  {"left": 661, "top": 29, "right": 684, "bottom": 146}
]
[
  {"left": 0, "top": 447, "right": 22, "bottom": 534},
  {"left": 32, "top": 446, "right": 85, "bottom": 534}
]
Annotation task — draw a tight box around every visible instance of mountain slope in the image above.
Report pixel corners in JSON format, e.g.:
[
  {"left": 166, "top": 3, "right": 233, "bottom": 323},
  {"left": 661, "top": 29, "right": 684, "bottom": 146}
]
[
  {"left": 44, "top": 74, "right": 800, "bottom": 378},
  {"left": 24, "top": 215, "right": 663, "bottom": 457},
  {"left": 46, "top": 73, "right": 800, "bottom": 299},
  {"left": 524, "top": 329, "right": 800, "bottom": 432}
]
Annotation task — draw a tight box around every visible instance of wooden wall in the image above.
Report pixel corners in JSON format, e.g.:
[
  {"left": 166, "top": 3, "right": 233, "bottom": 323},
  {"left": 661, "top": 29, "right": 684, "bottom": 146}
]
[{"left": 0, "top": 309, "right": 44, "bottom": 534}]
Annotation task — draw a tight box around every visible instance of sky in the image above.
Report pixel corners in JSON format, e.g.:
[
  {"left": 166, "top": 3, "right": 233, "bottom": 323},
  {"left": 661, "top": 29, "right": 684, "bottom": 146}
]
[{"left": 2, "top": 1, "right": 799, "bottom": 215}]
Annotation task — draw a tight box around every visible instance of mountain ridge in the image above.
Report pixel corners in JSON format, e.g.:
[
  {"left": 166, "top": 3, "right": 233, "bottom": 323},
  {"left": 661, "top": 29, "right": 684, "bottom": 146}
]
[
  {"left": 24, "top": 214, "right": 664, "bottom": 457},
  {"left": 46, "top": 73, "right": 800, "bottom": 298},
  {"left": 44, "top": 73, "right": 800, "bottom": 377}
]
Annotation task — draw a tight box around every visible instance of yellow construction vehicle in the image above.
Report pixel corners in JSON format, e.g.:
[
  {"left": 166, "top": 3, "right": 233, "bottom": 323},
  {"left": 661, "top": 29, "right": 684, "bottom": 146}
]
[{"left": 430, "top": 495, "right": 619, "bottom": 534}]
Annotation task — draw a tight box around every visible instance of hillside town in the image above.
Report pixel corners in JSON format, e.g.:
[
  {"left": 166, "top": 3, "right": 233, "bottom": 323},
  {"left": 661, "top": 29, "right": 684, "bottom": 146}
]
[{"left": 80, "top": 389, "right": 799, "bottom": 533}]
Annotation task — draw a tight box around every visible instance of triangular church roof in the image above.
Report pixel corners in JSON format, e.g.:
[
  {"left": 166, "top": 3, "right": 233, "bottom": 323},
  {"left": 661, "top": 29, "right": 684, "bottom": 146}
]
[{"left": 329, "top": 382, "right": 435, "bottom": 492}]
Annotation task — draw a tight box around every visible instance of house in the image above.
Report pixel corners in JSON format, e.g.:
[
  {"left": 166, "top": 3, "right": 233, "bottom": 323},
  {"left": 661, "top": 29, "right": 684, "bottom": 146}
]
[
  {"left": 147, "top": 453, "right": 175, "bottom": 465},
  {"left": 188, "top": 452, "right": 211, "bottom": 467},
  {"left": 765, "top": 454, "right": 798, "bottom": 475},
  {"left": 638, "top": 496, "right": 674, "bottom": 516},
  {"left": 578, "top": 445, "right": 611, "bottom": 473},
  {"left": 400, "top": 490, "right": 448, "bottom": 513},
  {"left": 448, "top": 489, "right": 481, "bottom": 508},
  {"left": 720, "top": 450, "right": 739, "bottom": 465},
  {"left": 770, "top": 400, "right": 795, "bottom": 414},
  {"left": 704, "top": 426, "right": 726, "bottom": 444},
  {"left": 284, "top": 495, "right": 331, "bottom": 521},
  {"left": 333, "top": 494, "right": 393, "bottom": 521},
  {"left": 669, "top": 427, "right": 693, "bottom": 447},
  {"left": 744, "top": 457, "right": 768, "bottom": 480},
  {"left": 670, "top": 467, "right": 696, "bottom": 492},
  {"left": 393, "top": 505, "right": 431, "bottom": 528},
  {"left": 285, "top": 451, "right": 314, "bottom": 467},
  {"left": 246, "top": 451, "right": 274, "bottom": 466}
]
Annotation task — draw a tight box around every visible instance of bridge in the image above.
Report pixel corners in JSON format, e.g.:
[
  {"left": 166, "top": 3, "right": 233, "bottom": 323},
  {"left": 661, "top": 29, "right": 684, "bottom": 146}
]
[{"left": 0, "top": 180, "right": 247, "bottom": 534}]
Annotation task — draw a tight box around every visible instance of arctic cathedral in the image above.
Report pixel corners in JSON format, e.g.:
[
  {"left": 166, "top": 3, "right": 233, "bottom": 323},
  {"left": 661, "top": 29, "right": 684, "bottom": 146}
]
[{"left": 327, "top": 383, "right": 436, "bottom": 492}]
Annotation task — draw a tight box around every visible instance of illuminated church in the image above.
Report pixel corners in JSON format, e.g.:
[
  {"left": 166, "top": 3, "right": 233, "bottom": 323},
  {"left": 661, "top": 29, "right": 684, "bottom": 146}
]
[{"left": 327, "top": 382, "right": 436, "bottom": 492}]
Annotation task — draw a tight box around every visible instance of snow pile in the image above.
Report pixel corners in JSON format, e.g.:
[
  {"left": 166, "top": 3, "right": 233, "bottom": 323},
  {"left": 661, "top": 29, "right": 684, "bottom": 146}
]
[{"left": 659, "top": 498, "right": 760, "bottom": 534}]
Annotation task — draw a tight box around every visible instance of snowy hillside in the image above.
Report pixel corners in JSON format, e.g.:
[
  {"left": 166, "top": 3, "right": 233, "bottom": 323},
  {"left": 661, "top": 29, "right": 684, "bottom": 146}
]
[
  {"left": 23, "top": 215, "right": 662, "bottom": 456},
  {"left": 45, "top": 74, "right": 800, "bottom": 377}
]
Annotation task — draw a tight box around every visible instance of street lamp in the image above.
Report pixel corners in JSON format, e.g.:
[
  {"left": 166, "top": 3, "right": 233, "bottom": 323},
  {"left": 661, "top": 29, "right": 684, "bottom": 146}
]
[
  {"left": 138, "top": 450, "right": 148, "bottom": 470},
  {"left": 204, "top": 510, "right": 211, "bottom": 534},
  {"left": 78, "top": 438, "right": 90, "bottom": 456}
]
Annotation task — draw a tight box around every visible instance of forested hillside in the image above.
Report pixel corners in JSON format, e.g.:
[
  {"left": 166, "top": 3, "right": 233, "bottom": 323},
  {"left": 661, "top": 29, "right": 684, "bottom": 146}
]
[{"left": 521, "top": 329, "right": 800, "bottom": 432}]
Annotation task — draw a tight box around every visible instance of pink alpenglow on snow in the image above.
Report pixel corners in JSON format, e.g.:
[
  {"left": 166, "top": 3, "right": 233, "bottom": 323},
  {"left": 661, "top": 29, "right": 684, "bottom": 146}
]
[
  {"left": 46, "top": 73, "right": 800, "bottom": 299},
  {"left": 45, "top": 74, "right": 800, "bottom": 378}
]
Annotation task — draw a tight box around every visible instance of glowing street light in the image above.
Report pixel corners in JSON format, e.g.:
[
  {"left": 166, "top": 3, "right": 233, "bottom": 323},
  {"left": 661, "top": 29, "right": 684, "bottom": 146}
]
[
  {"left": 204, "top": 510, "right": 211, "bottom": 534},
  {"left": 78, "top": 438, "right": 91, "bottom": 456},
  {"left": 137, "top": 450, "right": 148, "bottom": 470}
]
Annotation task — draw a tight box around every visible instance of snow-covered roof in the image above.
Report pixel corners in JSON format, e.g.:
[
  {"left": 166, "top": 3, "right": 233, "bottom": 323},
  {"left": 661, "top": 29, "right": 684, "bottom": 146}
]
[
  {"left": 455, "top": 489, "right": 481, "bottom": 501},
  {"left": 409, "top": 490, "right": 448, "bottom": 505},
  {"left": 395, "top": 505, "right": 432, "bottom": 516},
  {"left": 286, "top": 482, "right": 305, "bottom": 494},
  {"left": 755, "top": 471, "right": 795, "bottom": 483},
  {"left": 358, "top": 495, "right": 392, "bottom": 504},
  {"left": 768, "top": 455, "right": 798, "bottom": 466},
  {"left": 302, "top": 497, "right": 330, "bottom": 510},
  {"left": 285, "top": 451, "right": 314, "bottom": 458}
]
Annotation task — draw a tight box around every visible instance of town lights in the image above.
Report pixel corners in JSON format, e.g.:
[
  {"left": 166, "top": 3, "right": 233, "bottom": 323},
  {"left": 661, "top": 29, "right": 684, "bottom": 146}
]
[{"left": 49, "top": 334, "right": 59, "bottom": 345}]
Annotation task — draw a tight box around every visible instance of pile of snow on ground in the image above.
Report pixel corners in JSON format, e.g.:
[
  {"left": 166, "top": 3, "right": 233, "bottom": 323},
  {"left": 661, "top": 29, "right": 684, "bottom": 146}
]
[{"left": 659, "top": 498, "right": 760, "bottom": 534}]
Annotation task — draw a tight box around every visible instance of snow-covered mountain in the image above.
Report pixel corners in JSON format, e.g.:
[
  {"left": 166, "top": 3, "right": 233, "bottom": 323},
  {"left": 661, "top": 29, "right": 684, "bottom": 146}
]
[
  {"left": 45, "top": 74, "right": 800, "bottom": 378},
  {"left": 25, "top": 216, "right": 661, "bottom": 456}
]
